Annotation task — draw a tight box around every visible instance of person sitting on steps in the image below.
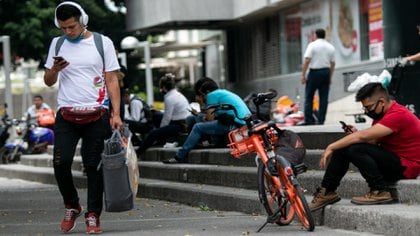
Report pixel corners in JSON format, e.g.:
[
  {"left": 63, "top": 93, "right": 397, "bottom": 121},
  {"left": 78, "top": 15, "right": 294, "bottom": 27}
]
[
  {"left": 162, "top": 78, "right": 251, "bottom": 164},
  {"left": 123, "top": 89, "right": 153, "bottom": 146},
  {"left": 310, "top": 82, "right": 420, "bottom": 211},
  {"left": 136, "top": 73, "right": 190, "bottom": 157}
]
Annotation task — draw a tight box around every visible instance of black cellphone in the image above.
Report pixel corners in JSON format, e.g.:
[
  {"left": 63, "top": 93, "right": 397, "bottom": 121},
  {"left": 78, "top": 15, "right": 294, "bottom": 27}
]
[
  {"left": 339, "top": 121, "right": 352, "bottom": 133},
  {"left": 53, "top": 56, "right": 64, "bottom": 61},
  {"left": 339, "top": 121, "right": 347, "bottom": 127}
]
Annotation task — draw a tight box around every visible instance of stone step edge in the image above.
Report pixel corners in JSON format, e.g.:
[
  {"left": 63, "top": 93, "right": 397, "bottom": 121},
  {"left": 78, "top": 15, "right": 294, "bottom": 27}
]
[
  {"left": 16, "top": 155, "right": 420, "bottom": 205},
  {"left": 1, "top": 164, "right": 419, "bottom": 236}
]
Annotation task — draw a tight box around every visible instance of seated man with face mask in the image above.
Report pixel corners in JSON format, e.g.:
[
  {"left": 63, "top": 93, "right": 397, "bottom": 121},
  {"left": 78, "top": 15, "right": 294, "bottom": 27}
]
[{"left": 309, "top": 82, "right": 420, "bottom": 211}]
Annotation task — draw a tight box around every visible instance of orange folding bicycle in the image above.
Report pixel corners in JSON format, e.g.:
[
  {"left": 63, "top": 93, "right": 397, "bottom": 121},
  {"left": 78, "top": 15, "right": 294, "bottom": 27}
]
[{"left": 209, "top": 101, "right": 315, "bottom": 232}]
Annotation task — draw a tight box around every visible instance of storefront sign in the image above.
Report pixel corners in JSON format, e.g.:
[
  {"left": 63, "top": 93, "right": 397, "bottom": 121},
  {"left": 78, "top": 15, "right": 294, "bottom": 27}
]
[{"left": 368, "top": 0, "right": 383, "bottom": 60}]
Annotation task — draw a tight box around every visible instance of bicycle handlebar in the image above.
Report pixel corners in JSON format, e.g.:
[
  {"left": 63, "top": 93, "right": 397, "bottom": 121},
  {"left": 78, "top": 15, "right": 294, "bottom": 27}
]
[
  {"left": 252, "top": 89, "right": 277, "bottom": 106},
  {"left": 206, "top": 103, "right": 284, "bottom": 134}
]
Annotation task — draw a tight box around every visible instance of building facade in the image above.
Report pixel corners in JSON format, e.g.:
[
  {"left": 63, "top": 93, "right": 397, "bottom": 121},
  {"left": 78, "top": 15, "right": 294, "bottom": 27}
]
[{"left": 125, "top": 0, "right": 420, "bottom": 120}]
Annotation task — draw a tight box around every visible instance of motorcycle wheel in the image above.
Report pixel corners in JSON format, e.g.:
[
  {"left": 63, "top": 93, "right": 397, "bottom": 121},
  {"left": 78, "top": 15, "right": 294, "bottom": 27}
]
[
  {"left": 0, "top": 147, "right": 21, "bottom": 164},
  {"left": 0, "top": 147, "right": 10, "bottom": 164}
]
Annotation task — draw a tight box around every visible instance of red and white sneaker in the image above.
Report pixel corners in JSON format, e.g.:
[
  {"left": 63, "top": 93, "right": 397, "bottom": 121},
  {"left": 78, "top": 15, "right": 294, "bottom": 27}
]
[
  {"left": 85, "top": 212, "right": 103, "bottom": 234},
  {"left": 61, "top": 204, "right": 83, "bottom": 233}
]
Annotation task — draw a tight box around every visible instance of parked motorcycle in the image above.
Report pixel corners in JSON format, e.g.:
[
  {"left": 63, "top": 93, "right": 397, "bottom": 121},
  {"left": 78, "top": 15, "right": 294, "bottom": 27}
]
[
  {"left": 0, "top": 104, "right": 12, "bottom": 149},
  {"left": 0, "top": 118, "right": 54, "bottom": 164}
]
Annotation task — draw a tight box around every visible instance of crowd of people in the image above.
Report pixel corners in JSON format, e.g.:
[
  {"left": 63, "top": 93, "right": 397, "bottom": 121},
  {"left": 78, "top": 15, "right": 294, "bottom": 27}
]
[{"left": 27, "top": 1, "right": 420, "bottom": 234}]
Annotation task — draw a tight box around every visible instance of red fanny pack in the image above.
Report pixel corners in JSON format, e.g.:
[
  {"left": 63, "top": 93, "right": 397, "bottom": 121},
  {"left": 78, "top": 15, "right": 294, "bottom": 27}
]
[{"left": 60, "top": 106, "right": 106, "bottom": 124}]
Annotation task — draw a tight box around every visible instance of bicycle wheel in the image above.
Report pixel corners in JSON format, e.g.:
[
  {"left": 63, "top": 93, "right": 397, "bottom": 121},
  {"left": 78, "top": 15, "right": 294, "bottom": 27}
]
[
  {"left": 286, "top": 181, "right": 315, "bottom": 231},
  {"left": 257, "top": 160, "right": 294, "bottom": 225}
]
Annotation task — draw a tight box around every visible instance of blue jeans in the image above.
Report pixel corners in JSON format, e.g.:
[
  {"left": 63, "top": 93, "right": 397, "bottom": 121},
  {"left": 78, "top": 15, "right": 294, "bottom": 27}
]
[
  {"left": 53, "top": 110, "right": 112, "bottom": 215},
  {"left": 304, "top": 68, "right": 330, "bottom": 124},
  {"left": 176, "top": 120, "right": 233, "bottom": 160}
]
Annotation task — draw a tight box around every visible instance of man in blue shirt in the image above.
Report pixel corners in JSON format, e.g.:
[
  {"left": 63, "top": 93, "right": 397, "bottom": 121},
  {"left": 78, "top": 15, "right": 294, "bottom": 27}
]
[{"left": 162, "top": 78, "right": 251, "bottom": 163}]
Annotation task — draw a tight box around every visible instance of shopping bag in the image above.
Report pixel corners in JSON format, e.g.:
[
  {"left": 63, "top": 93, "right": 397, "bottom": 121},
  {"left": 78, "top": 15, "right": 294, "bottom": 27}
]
[
  {"left": 101, "top": 128, "right": 139, "bottom": 212},
  {"left": 122, "top": 128, "right": 139, "bottom": 196}
]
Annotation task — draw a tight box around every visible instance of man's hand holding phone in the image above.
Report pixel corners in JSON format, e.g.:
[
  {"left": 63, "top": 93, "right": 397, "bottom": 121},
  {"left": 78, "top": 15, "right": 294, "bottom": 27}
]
[
  {"left": 52, "top": 56, "right": 69, "bottom": 72},
  {"left": 339, "top": 121, "right": 356, "bottom": 134}
]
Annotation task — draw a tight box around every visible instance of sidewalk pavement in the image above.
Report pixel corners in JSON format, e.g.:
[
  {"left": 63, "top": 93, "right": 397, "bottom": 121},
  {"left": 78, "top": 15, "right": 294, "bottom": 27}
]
[{"left": 0, "top": 177, "right": 378, "bottom": 236}]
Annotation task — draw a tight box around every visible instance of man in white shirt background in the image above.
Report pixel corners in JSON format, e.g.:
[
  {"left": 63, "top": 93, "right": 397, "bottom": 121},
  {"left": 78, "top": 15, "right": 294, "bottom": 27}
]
[
  {"left": 25, "top": 95, "right": 53, "bottom": 126},
  {"left": 123, "top": 89, "right": 153, "bottom": 146},
  {"left": 301, "top": 28, "right": 336, "bottom": 125}
]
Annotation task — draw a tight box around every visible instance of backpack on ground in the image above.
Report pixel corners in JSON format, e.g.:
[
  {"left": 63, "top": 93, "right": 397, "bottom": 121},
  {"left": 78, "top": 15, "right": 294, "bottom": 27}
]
[{"left": 130, "top": 96, "right": 153, "bottom": 123}]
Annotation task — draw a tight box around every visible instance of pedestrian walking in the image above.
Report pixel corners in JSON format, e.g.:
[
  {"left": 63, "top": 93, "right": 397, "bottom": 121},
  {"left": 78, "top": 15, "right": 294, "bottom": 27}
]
[
  {"left": 301, "top": 28, "right": 335, "bottom": 125},
  {"left": 43, "top": 1, "right": 123, "bottom": 234}
]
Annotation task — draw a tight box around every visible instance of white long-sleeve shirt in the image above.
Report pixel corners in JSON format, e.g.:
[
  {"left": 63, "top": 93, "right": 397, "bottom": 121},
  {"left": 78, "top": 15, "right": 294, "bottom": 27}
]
[{"left": 160, "top": 89, "right": 190, "bottom": 127}]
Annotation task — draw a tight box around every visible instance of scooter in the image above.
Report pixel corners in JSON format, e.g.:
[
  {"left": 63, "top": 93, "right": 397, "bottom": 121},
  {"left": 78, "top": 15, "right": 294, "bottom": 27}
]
[
  {"left": 0, "top": 119, "right": 54, "bottom": 164},
  {"left": 0, "top": 104, "right": 12, "bottom": 149}
]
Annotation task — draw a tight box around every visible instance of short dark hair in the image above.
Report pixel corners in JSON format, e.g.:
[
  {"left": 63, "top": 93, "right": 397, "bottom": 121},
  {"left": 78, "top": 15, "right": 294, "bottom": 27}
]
[
  {"left": 33, "top": 95, "right": 43, "bottom": 100},
  {"left": 315, "top": 29, "right": 326, "bottom": 39},
  {"left": 56, "top": 3, "right": 81, "bottom": 22},
  {"left": 199, "top": 79, "right": 219, "bottom": 95},
  {"left": 194, "top": 77, "right": 213, "bottom": 94},
  {"left": 159, "top": 73, "right": 176, "bottom": 91},
  {"left": 355, "top": 82, "right": 389, "bottom": 102}
]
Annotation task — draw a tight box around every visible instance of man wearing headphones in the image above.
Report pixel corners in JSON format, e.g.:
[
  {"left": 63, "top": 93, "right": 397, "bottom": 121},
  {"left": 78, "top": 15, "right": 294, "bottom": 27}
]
[
  {"left": 136, "top": 73, "right": 190, "bottom": 156},
  {"left": 43, "top": 1, "right": 122, "bottom": 234}
]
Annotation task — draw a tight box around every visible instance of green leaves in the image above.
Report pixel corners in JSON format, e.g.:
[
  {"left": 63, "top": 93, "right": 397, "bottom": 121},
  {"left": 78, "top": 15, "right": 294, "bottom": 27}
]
[{"left": 0, "top": 0, "right": 126, "bottom": 63}]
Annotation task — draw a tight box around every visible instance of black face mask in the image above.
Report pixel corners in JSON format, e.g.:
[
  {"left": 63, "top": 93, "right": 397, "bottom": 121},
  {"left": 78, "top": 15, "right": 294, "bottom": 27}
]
[{"left": 365, "top": 102, "right": 385, "bottom": 120}]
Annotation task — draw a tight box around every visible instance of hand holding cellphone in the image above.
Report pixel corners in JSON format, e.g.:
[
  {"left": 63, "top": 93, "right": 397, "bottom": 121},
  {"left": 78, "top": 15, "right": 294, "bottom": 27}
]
[
  {"left": 53, "top": 56, "right": 64, "bottom": 62},
  {"left": 339, "top": 121, "right": 353, "bottom": 133}
]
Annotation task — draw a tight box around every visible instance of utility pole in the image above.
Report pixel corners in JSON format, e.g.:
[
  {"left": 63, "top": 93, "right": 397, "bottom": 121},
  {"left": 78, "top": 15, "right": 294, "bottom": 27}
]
[{"left": 1, "top": 36, "right": 13, "bottom": 117}]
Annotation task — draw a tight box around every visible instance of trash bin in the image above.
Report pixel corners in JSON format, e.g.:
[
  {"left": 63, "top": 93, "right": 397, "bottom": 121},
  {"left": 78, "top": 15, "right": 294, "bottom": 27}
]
[{"left": 389, "top": 63, "right": 420, "bottom": 118}]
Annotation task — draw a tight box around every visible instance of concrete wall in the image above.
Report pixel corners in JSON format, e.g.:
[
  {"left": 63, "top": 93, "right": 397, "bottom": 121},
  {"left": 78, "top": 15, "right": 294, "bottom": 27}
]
[{"left": 125, "top": 0, "right": 299, "bottom": 31}]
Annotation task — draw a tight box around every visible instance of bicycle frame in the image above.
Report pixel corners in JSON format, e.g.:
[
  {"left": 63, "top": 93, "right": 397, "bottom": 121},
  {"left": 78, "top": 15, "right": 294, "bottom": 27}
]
[
  {"left": 218, "top": 102, "right": 314, "bottom": 231},
  {"left": 228, "top": 121, "right": 283, "bottom": 188}
]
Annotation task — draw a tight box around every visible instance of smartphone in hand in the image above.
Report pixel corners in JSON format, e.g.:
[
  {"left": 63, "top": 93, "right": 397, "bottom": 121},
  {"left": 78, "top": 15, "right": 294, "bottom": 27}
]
[
  {"left": 339, "top": 121, "right": 353, "bottom": 133},
  {"left": 53, "top": 56, "right": 64, "bottom": 62}
]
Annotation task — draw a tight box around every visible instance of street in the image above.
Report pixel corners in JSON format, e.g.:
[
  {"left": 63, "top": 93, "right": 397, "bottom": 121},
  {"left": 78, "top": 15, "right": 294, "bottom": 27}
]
[{"left": 0, "top": 177, "right": 375, "bottom": 236}]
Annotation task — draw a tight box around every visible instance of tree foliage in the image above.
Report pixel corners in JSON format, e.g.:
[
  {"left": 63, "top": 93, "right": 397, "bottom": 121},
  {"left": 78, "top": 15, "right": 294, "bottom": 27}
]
[{"left": 0, "top": 0, "right": 127, "bottom": 65}]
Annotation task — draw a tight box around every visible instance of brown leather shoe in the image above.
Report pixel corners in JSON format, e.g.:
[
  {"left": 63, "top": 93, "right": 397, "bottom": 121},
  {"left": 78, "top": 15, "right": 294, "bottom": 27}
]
[
  {"left": 309, "top": 187, "right": 341, "bottom": 211},
  {"left": 351, "top": 190, "right": 393, "bottom": 205}
]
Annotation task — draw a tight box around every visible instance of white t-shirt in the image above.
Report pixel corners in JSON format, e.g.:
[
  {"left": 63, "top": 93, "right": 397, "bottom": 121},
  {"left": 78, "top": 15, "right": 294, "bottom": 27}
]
[
  {"left": 26, "top": 103, "right": 51, "bottom": 123},
  {"left": 44, "top": 34, "right": 120, "bottom": 109},
  {"left": 303, "top": 38, "right": 335, "bottom": 69},
  {"left": 125, "top": 95, "right": 147, "bottom": 123}
]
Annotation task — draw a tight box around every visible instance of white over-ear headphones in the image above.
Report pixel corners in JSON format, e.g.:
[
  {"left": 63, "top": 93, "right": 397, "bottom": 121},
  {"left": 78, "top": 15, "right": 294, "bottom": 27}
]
[{"left": 54, "top": 1, "right": 89, "bottom": 28}]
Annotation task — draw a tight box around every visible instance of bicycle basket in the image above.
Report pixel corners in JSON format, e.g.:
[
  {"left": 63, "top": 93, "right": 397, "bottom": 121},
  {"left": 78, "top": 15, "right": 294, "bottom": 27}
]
[
  {"left": 227, "top": 125, "right": 278, "bottom": 158},
  {"left": 228, "top": 126, "right": 253, "bottom": 158}
]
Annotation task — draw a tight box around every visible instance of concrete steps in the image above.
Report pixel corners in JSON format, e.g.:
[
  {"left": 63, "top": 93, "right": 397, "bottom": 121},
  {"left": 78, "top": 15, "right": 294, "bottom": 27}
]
[{"left": 1, "top": 124, "right": 420, "bottom": 235}]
